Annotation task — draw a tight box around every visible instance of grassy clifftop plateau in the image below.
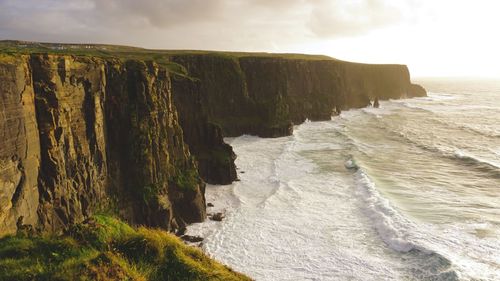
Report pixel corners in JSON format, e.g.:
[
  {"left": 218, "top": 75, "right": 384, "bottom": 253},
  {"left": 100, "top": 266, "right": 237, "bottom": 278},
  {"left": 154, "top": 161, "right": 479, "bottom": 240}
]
[
  {"left": 0, "top": 215, "right": 250, "bottom": 281},
  {"left": 0, "top": 40, "right": 333, "bottom": 60}
]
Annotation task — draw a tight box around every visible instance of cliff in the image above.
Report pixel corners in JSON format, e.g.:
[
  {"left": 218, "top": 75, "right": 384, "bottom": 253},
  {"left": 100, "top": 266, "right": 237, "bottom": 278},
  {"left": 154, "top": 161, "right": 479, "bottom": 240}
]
[
  {"left": 0, "top": 53, "right": 205, "bottom": 236},
  {"left": 0, "top": 42, "right": 426, "bottom": 236},
  {"left": 170, "top": 54, "right": 426, "bottom": 183}
]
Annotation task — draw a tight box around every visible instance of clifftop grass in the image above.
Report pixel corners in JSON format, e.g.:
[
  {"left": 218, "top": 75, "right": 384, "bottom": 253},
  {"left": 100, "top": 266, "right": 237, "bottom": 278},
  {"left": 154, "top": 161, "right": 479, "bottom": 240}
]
[
  {"left": 0, "top": 40, "right": 334, "bottom": 61},
  {"left": 0, "top": 215, "right": 250, "bottom": 281}
]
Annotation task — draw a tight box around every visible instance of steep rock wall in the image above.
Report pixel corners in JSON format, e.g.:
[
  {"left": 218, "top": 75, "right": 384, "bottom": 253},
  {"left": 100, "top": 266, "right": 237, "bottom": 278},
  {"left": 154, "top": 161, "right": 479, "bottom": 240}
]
[
  {"left": 0, "top": 55, "right": 40, "bottom": 236},
  {"left": 30, "top": 54, "right": 109, "bottom": 232},
  {"left": 0, "top": 54, "right": 206, "bottom": 235},
  {"left": 340, "top": 62, "right": 414, "bottom": 108},
  {"left": 104, "top": 60, "right": 205, "bottom": 229},
  {"left": 171, "top": 74, "right": 237, "bottom": 185},
  {"left": 170, "top": 55, "right": 426, "bottom": 184}
]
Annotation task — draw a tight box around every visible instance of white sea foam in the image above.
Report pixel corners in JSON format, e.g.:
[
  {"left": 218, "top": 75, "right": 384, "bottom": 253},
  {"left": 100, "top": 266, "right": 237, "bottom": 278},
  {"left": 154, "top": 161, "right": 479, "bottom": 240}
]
[
  {"left": 187, "top": 81, "right": 500, "bottom": 280},
  {"left": 353, "top": 169, "right": 416, "bottom": 253}
]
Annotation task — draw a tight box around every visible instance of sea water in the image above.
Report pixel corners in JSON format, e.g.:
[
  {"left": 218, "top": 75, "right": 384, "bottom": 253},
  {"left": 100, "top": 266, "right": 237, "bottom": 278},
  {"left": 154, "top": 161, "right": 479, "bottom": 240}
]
[{"left": 187, "top": 78, "right": 500, "bottom": 281}]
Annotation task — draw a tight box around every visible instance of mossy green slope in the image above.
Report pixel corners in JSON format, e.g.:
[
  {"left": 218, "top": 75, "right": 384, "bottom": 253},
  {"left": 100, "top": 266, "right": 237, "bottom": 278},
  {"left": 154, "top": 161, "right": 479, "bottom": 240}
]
[{"left": 0, "top": 215, "right": 250, "bottom": 281}]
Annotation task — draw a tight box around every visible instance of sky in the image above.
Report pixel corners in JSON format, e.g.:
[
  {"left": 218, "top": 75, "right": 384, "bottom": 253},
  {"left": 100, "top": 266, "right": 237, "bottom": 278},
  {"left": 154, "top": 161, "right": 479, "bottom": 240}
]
[{"left": 1, "top": 0, "right": 499, "bottom": 78}]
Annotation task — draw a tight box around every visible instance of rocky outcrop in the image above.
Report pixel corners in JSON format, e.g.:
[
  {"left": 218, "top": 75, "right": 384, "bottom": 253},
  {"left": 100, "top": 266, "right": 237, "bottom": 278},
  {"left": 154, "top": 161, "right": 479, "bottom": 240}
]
[
  {"left": 409, "top": 83, "right": 427, "bottom": 97},
  {"left": 0, "top": 54, "right": 205, "bottom": 235}
]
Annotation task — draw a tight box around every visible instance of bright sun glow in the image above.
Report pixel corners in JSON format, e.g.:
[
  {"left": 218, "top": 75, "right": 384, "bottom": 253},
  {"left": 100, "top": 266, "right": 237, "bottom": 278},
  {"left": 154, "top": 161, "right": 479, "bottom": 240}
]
[{"left": 286, "top": 0, "right": 500, "bottom": 78}]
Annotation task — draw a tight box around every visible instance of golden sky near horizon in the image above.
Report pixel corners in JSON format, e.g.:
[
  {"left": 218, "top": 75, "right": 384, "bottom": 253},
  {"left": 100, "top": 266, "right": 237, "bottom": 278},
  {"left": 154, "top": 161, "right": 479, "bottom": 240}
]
[{"left": 1, "top": 0, "right": 499, "bottom": 78}]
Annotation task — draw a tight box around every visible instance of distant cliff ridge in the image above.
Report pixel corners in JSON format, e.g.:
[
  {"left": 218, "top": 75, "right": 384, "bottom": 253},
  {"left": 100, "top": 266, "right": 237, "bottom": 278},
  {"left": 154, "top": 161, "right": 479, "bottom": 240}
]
[{"left": 0, "top": 42, "right": 426, "bottom": 235}]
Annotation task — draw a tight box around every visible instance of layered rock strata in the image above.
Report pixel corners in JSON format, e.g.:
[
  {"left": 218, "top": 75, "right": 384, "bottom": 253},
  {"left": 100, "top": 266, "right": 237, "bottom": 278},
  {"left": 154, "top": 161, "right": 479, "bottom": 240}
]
[{"left": 0, "top": 54, "right": 205, "bottom": 235}]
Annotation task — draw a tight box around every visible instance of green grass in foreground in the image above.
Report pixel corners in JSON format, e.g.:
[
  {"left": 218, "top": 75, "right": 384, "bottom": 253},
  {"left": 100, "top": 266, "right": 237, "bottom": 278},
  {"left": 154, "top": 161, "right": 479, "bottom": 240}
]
[{"left": 0, "top": 215, "right": 251, "bottom": 281}]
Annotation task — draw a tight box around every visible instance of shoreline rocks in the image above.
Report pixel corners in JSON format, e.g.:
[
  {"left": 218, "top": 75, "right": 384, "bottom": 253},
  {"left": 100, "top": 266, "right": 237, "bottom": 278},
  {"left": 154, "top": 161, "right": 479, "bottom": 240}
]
[
  {"left": 209, "top": 212, "right": 225, "bottom": 222},
  {"left": 181, "top": 235, "right": 204, "bottom": 243}
]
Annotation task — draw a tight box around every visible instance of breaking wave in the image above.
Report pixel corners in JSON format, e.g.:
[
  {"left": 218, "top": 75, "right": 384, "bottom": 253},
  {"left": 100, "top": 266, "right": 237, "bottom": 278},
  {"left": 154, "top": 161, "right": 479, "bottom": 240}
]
[{"left": 353, "top": 165, "right": 460, "bottom": 280}]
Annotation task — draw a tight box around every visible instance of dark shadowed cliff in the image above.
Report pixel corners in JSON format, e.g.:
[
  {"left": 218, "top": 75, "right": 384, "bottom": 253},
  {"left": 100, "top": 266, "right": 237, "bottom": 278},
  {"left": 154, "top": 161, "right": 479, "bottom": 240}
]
[
  {"left": 0, "top": 42, "right": 426, "bottom": 235},
  {"left": 170, "top": 54, "right": 426, "bottom": 184}
]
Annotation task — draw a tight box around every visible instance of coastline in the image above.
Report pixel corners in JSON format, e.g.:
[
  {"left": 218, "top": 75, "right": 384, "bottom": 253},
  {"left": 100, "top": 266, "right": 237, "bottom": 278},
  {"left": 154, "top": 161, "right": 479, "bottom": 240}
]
[{"left": 183, "top": 90, "right": 500, "bottom": 280}]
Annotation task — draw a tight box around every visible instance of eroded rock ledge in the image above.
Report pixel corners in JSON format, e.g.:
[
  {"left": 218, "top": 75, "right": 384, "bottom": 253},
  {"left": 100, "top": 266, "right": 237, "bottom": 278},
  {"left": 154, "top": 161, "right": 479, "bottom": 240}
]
[{"left": 0, "top": 50, "right": 426, "bottom": 235}]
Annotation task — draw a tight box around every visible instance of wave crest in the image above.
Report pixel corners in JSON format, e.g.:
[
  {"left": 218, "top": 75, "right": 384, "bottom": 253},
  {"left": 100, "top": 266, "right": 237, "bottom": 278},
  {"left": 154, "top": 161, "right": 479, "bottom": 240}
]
[
  {"left": 375, "top": 124, "right": 500, "bottom": 179},
  {"left": 354, "top": 169, "right": 416, "bottom": 252},
  {"left": 353, "top": 165, "right": 460, "bottom": 280}
]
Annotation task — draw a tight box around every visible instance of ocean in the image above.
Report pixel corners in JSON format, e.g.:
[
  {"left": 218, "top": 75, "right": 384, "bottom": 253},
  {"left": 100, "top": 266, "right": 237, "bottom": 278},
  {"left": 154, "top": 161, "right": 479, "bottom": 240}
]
[{"left": 187, "top": 78, "right": 500, "bottom": 281}]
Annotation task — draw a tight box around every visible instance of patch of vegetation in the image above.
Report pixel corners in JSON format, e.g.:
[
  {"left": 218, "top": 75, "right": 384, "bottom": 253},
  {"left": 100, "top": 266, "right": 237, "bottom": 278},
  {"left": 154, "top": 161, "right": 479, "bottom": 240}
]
[
  {"left": 140, "top": 184, "right": 162, "bottom": 206},
  {"left": 0, "top": 53, "right": 20, "bottom": 63},
  {"left": 196, "top": 147, "right": 234, "bottom": 166},
  {"left": 0, "top": 215, "right": 250, "bottom": 281},
  {"left": 170, "top": 166, "right": 199, "bottom": 191}
]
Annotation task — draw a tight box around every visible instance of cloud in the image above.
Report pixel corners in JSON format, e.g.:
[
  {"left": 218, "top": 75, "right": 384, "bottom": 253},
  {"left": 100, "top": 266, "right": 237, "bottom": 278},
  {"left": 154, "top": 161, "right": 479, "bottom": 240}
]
[
  {"left": 307, "top": 0, "right": 406, "bottom": 37},
  {"left": 0, "top": 0, "right": 95, "bottom": 41},
  {"left": 0, "top": 0, "right": 415, "bottom": 48},
  {"left": 90, "top": 0, "right": 227, "bottom": 28}
]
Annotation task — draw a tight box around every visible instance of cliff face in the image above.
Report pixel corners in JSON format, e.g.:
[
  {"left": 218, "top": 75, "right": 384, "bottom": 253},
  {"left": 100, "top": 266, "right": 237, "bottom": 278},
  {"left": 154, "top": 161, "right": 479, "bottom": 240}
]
[
  {"left": 340, "top": 62, "right": 426, "bottom": 107},
  {"left": 0, "top": 48, "right": 426, "bottom": 235},
  {"left": 171, "top": 56, "right": 421, "bottom": 136},
  {"left": 0, "top": 55, "right": 40, "bottom": 235},
  {"left": 0, "top": 54, "right": 205, "bottom": 235},
  {"left": 169, "top": 55, "right": 426, "bottom": 184},
  {"left": 29, "top": 54, "right": 109, "bottom": 232}
]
